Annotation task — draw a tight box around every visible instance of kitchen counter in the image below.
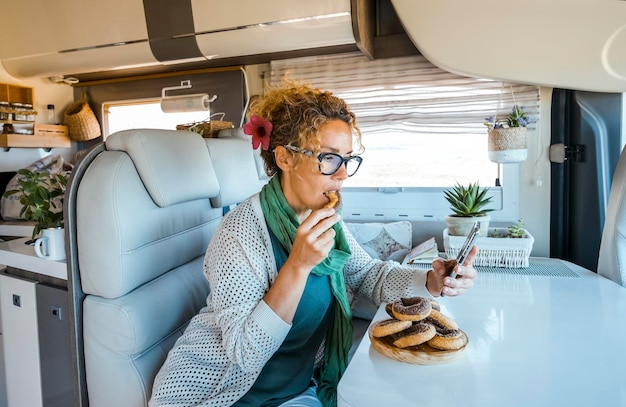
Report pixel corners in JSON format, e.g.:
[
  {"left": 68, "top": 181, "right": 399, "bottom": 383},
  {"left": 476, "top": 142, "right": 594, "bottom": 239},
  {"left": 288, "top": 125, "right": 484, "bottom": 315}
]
[{"left": 0, "top": 237, "right": 66, "bottom": 280}]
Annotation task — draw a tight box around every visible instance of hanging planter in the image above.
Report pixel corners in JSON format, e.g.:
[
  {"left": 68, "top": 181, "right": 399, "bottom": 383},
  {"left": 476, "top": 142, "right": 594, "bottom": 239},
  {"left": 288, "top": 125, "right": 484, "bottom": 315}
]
[
  {"left": 487, "top": 126, "right": 528, "bottom": 163},
  {"left": 484, "top": 105, "right": 531, "bottom": 164}
]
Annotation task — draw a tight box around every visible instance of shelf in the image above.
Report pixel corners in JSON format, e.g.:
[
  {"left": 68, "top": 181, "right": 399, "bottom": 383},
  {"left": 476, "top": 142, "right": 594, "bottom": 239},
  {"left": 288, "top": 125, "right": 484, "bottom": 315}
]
[
  {"left": 0, "top": 133, "right": 70, "bottom": 150},
  {"left": 0, "top": 125, "right": 70, "bottom": 150}
]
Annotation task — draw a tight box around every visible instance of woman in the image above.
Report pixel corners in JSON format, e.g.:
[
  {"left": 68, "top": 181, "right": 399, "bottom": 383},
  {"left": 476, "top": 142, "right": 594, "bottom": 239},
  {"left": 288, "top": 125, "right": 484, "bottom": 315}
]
[{"left": 149, "top": 83, "right": 477, "bottom": 407}]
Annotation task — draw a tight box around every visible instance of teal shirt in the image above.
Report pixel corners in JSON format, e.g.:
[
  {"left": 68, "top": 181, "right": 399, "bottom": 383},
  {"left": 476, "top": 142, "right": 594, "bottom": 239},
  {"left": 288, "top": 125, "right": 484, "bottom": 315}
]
[{"left": 234, "top": 229, "right": 334, "bottom": 406}]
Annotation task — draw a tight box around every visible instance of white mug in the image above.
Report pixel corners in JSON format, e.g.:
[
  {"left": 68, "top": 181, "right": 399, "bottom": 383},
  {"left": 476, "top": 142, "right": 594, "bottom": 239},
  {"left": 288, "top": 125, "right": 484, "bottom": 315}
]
[{"left": 34, "top": 227, "right": 66, "bottom": 261}]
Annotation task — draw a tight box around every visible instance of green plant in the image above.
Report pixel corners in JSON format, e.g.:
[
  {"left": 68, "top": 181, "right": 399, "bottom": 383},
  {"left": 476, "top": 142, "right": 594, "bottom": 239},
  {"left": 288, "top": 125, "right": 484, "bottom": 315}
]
[
  {"left": 508, "top": 219, "right": 525, "bottom": 238},
  {"left": 188, "top": 125, "right": 203, "bottom": 135},
  {"left": 3, "top": 169, "right": 67, "bottom": 238},
  {"left": 484, "top": 105, "right": 530, "bottom": 129},
  {"left": 444, "top": 182, "right": 494, "bottom": 217},
  {"left": 487, "top": 220, "right": 527, "bottom": 238}
]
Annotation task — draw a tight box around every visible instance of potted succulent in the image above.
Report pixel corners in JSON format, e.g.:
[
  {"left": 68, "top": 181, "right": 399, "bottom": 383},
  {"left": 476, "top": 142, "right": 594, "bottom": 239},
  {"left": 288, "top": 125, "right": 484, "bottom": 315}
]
[
  {"left": 484, "top": 105, "right": 530, "bottom": 163},
  {"left": 489, "top": 219, "right": 527, "bottom": 238},
  {"left": 3, "top": 168, "right": 67, "bottom": 239},
  {"left": 443, "top": 182, "right": 493, "bottom": 236}
]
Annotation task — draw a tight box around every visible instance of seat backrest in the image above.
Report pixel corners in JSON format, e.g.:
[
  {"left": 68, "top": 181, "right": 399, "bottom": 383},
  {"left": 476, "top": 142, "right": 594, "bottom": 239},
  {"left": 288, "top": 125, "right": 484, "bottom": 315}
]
[
  {"left": 597, "top": 144, "right": 626, "bottom": 287},
  {"left": 204, "top": 131, "right": 263, "bottom": 208},
  {"left": 66, "top": 129, "right": 224, "bottom": 407}
]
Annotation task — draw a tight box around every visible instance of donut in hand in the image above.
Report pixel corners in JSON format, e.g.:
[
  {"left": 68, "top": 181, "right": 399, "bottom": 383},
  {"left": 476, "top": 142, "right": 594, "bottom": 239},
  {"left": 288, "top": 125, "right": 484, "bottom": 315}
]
[{"left": 324, "top": 190, "right": 341, "bottom": 209}]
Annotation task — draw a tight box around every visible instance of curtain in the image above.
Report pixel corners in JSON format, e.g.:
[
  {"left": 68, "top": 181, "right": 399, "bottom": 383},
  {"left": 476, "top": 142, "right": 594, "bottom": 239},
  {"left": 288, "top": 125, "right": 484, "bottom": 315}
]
[{"left": 270, "top": 53, "right": 540, "bottom": 135}]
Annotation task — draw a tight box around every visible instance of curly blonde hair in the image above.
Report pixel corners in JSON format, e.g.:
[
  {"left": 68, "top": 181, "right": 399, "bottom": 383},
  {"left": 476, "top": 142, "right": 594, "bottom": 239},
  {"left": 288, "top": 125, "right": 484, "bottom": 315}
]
[{"left": 248, "top": 81, "right": 364, "bottom": 177}]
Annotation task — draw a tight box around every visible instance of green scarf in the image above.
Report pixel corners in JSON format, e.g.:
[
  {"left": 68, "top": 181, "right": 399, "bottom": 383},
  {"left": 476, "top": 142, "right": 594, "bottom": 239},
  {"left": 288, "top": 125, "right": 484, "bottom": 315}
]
[{"left": 259, "top": 176, "right": 353, "bottom": 407}]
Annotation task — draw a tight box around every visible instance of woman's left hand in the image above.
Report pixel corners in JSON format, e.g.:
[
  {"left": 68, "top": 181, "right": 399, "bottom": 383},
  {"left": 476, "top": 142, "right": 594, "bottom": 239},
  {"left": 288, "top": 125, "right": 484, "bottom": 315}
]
[{"left": 427, "top": 246, "right": 478, "bottom": 297}]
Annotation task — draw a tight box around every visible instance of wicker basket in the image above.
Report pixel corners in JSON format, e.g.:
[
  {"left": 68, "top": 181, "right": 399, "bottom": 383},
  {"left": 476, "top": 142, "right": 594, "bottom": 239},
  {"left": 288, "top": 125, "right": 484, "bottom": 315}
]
[
  {"left": 176, "top": 120, "right": 234, "bottom": 138},
  {"left": 487, "top": 127, "right": 528, "bottom": 163},
  {"left": 444, "top": 228, "right": 534, "bottom": 268},
  {"left": 63, "top": 99, "right": 102, "bottom": 141}
]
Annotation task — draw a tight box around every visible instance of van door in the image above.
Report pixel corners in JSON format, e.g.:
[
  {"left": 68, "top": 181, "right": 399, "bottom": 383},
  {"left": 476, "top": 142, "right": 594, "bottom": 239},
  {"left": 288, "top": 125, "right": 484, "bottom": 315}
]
[{"left": 550, "top": 90, "right": 623, "bottom": 271}]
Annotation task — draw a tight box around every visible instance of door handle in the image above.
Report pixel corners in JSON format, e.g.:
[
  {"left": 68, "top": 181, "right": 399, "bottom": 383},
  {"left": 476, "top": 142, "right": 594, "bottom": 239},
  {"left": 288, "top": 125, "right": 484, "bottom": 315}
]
[{"left": 549, "top": 143, "right": 586, "bottom": 163}]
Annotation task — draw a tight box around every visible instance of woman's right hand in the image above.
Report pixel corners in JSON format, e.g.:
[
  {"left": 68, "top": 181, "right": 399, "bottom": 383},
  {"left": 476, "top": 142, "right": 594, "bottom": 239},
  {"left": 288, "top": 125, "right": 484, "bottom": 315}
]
[
  {"left": 287, "top": 208, "right": 341, "bottom": 272},
  {"left": 265, "top": 208, "right": 340, "bottom": 323}
]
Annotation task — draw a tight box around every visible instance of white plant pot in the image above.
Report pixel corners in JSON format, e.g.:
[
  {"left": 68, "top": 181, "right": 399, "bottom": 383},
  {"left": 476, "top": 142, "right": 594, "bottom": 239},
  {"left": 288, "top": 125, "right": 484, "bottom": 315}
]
[{"left": 445, "top": 214, "right": 490, "bottom": 236}]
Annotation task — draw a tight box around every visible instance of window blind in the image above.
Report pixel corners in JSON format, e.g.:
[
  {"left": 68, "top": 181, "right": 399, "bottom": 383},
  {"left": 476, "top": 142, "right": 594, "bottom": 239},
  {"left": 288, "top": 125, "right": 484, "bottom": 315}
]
[{"left": 270, "top": 53, "right": 539, "bottom": 135}]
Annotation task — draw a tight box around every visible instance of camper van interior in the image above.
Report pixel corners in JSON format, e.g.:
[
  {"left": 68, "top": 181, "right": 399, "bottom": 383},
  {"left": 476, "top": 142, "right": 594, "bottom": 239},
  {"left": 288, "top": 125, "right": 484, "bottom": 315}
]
[{"left": 0, "top": 0, "right": 624, "bottom": 406}]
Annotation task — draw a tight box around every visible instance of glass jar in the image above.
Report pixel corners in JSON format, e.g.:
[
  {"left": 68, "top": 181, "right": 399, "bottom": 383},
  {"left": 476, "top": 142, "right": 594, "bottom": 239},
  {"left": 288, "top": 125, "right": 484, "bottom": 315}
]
[
  {"left": 3, "top": 121, "right": 14, "bottom": 134},
  {"left": 47, "top": 104, "right": 56, "bottom": 124},
  {"left": 11, "top": 103, "right": 26, "bottom": 121},
  {"left": 23, "top": 103, "right": 35, "bottom": 121},
  {"left": 0, "top": 101, "right": 10, "bottom": 121}
]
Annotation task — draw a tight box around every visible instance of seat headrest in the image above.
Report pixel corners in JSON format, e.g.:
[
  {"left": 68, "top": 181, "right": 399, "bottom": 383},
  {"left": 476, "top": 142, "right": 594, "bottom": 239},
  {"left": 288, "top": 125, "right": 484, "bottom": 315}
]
[
  {"left": 106, "top": 129, "right": 219, "bottom": 207},
  {"left": 218, "top": 127, "right": 267, "bottom": 181},
  {"left": 205, "top": 135, "right": 261, "bottom": 208}
]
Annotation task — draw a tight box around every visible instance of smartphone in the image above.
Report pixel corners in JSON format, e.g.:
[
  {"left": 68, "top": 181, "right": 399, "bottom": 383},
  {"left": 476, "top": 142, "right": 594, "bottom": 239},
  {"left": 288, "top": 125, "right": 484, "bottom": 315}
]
[{"left": 449, "top": 221, "right": 480, "bottom": 279}]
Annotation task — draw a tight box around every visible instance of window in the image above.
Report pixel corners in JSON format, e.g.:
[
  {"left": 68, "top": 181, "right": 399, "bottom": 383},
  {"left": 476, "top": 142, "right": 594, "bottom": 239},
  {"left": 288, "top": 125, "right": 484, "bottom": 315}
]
[
  {"left": 271, "top": 53, "right": 540, "bottom": 188},
  {"left": 99, "top": 58, "right": 538, "bottom": 223},
  {"left": 103, "top": 99, "right": 214, "bottom": 138},
  {"left": 87, "top": 68, "right": 244, "bottom": 139}
]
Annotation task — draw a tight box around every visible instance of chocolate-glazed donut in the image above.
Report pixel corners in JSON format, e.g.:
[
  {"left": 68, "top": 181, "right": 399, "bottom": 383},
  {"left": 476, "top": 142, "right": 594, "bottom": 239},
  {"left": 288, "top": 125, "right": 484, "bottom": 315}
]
[
  {"left": 385, "top": 303, "right": 394, "bottom": 318},
  {"left": 427, "top": 308, "right": 459, "bottom": 330},
  {"left": 427, "top": 328, "right": 468, "bottom": 350},
  {"left": 392, "top": 321, "right": 436, "bottom": 348},
  {"left": 391, "top": 297, "right": 432, "bottom": 322}
]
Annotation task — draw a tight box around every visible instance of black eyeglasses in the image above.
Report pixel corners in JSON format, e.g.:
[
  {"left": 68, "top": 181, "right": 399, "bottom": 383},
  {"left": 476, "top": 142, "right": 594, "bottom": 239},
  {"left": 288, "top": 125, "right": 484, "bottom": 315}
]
[{"left": 284, "top": 145, "right": 363, "bottom": 177}]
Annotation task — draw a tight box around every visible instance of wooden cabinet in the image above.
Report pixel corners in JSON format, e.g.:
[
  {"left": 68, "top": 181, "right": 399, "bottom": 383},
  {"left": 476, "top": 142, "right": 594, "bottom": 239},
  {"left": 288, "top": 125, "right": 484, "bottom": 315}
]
[
  {"left": 0, "top": 83, "right": 71, "bottom": 150},
  {"left": 0, "top": 83, "right": 34, "bottom": 106},
  {"left": 0, "top": 83, "right": 36, "bottom": 124}
]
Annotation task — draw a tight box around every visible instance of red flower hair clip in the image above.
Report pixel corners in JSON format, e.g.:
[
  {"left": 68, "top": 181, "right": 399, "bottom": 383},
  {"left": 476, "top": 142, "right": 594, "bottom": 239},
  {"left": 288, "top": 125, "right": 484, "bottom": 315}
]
[{"left": 243, "top": 115, "right": 273, "bottom": 151}]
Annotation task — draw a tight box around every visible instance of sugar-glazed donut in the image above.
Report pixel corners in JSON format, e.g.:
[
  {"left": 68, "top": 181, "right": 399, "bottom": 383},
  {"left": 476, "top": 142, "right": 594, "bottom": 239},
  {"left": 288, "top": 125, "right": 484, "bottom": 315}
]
[
  {"left": 371, "top": 318, "right": 413, "bottom": 338},
  {"left": 324, "top": 190, "right": 341, "bottom": 209}
]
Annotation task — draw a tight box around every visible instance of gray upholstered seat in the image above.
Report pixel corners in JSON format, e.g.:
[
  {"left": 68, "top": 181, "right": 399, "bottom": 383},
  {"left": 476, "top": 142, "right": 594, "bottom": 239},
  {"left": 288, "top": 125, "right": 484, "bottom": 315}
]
[
  {"left": 204, "top": 132, "right": 263, "bottom": 209},
  {"left": 597, "top": 144, "right": 626, "bottom": 287},
  {"left": 66, "top": 128, "right": 261, "bottom": 406}
]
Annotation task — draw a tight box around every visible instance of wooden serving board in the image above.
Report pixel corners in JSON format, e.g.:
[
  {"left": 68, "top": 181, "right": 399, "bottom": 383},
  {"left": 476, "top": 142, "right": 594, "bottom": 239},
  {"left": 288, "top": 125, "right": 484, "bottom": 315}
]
[{"left": 368, "top": 324, "right": 468, "bottom": 365}]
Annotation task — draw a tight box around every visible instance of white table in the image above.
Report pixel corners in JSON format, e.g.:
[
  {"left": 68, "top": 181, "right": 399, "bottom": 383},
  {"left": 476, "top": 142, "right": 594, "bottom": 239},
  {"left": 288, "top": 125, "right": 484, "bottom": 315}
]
[{"left": 338, "top": 259, "right": 626, "bottom": 407}]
